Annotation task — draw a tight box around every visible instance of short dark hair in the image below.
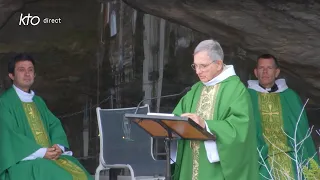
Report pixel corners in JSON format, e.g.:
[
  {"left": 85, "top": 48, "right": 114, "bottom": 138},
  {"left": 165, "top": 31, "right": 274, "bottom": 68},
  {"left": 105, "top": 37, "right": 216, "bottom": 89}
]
[
  {"left": 8, "top": 53, "right": 35, "bottom": 74},
  {"left": 256, "top": 54, "right": 279, "bottom": 68}
]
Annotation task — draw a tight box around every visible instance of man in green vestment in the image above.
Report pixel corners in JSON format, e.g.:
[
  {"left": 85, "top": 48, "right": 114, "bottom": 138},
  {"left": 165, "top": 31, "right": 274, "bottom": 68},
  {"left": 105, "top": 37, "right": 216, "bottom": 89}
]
[
  {"left": 0, "top": 53, "right": 93, "bottom": 180},
  {"left": 247, "top": 54, "right": 319, "bottom": 180},
  {"left": 171, "top": 39, "right": 259, "bottom": 180}
]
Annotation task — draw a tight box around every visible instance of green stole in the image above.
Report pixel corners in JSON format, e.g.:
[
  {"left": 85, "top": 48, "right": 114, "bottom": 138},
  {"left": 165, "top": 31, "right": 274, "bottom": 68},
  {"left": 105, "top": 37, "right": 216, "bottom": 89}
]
[
  {"left": 258, "top": 93, "right": 294, "bottom": 179},
  {"left": 190, "top": 85, "right": 220, "bottom": 180},
  {"left": 22, "top": 102, "right": 87, "bottom": 180}
]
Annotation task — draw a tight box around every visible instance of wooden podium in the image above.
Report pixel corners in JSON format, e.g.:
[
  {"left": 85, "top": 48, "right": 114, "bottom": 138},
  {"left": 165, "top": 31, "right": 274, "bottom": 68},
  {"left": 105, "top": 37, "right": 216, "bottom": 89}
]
[{"left": 124, "top": 113, "right": 216, "bottom": 180}]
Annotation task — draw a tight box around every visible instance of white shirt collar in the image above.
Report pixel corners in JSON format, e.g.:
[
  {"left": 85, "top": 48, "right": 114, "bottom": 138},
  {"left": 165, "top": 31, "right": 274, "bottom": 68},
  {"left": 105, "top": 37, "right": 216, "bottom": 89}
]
[
  {"left": 203, "top": 65, "right": 236, "bottom": 86},
  {"left": 13, "top": 85, "right": 35, "bottom": 102},
  {"left": 247, "top": 79, "right": 288, "bottom": 93}
]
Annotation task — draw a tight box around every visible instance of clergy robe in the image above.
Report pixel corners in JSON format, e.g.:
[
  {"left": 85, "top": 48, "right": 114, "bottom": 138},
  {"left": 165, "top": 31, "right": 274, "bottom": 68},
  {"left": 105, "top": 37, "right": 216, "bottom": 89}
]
[
  {"left": 248, "top": 79, "right": 319, "bottom": 180},
  {"left": 0, "top": 87, "right": 93, "bottom": 180},
  {"left": 172, "top": 65, "right": 259, "bottom": 180}
]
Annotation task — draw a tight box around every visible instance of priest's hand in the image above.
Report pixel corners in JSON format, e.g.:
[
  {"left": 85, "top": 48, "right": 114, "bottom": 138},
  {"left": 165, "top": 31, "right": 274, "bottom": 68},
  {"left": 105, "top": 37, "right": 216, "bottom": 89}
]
[
  {"left": 51, "top": 144, "right": 63, "bottom": 160},
  {"left": 181, "top": 113, "right": 205, "bottom": 128},
  {"left": 44, "top": 147, "right": 58, "bottom": 160}
]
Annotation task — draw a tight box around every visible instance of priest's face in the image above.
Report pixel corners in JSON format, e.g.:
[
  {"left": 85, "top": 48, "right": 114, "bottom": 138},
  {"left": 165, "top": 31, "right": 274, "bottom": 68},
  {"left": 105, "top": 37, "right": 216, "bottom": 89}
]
[
  {"left": 9, "top": 60, "right": 35, "bottom": 92},
  {"left": 254, "top": 58, "right": 280, "bottom": 88},
  {"left": 193, "top": 51, "right": 223, "bottom": 83}
]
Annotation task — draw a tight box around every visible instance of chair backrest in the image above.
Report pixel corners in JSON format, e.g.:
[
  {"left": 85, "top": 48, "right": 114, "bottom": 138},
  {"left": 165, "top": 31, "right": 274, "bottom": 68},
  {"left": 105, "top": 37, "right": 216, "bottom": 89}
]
[{"left": 96, "top": 105, "right": 165, "bottom": 176}]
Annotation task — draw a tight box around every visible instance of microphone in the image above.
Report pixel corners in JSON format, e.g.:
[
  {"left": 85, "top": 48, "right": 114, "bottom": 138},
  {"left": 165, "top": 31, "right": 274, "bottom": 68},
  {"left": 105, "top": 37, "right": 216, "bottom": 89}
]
[
  {"left": 134, "top": 86, "right": 191, "bottom": 114},
  {"left": 122, "top": 87, "right": 191, "bottom": 141}
]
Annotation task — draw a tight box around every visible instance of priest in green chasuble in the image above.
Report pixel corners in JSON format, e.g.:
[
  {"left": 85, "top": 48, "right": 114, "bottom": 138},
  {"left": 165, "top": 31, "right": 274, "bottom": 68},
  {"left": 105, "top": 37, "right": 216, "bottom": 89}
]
[
  {"left": 0, "top": 54, "right": 93, "bottom": 180},
  {"left": 171, "top": 39, "right": 259, "bottom": 180},
  {"left": 247, "top": 54, "right": 319, "bottom": 180}
]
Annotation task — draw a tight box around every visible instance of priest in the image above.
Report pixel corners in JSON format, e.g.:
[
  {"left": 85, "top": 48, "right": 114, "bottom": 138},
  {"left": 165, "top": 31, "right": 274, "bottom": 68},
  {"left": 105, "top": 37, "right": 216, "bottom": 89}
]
[
  {"left": 247, "top": 54, "right": 319, "bottom": 179},
  {"left": 0, "top": 53, "right": 93, "bottom": 180},
  {"left": 171, "top": 39, "right": 259, "bottom": 180}
]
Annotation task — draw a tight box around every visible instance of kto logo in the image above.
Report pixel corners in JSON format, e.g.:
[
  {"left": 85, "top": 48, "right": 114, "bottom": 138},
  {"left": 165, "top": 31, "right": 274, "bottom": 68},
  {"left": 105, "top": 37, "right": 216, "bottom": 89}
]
[{"left": 19, "top": 13, "right": 40, "bottom": 26}]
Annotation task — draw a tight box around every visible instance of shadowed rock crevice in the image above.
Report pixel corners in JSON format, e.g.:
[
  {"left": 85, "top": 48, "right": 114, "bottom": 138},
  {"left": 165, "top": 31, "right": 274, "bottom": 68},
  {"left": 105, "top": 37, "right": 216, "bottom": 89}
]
[{"left": 0, "top": 0, "right": 23, "bottom": 29}]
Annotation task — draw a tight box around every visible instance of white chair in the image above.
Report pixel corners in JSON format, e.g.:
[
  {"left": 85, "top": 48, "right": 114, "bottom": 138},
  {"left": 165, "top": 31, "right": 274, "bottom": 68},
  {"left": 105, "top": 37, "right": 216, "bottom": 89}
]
[{"left": 95, "top": 105, "right": 165, "bottom": 180}]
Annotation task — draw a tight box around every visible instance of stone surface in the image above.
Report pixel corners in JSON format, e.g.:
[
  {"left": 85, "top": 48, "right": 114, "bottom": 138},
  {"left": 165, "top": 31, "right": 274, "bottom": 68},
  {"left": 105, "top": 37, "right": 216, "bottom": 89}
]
[
  {"left": 123, "top": 0, "right": 320, "bottom": 104},
  {"left": 0, "top": 0, "right": 23, "bottom": 29}
]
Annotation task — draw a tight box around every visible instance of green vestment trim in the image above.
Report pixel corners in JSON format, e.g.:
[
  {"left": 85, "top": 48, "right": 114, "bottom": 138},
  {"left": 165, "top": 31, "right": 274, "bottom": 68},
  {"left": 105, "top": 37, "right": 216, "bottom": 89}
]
[
  {"left": 190, "top": 84, "right": 220, "bottom": 180},
  {"left": 22, "top": 102, "right": 88, "bottom": 180},
  {"left": 248, "top": 88, "right": 319, "bottom": 180},
  {"left": 22, "top": 103, "right": 51, "bottom": 147},
  {"left": 258, "top": 93, "right": 294, "bottom": 179}
]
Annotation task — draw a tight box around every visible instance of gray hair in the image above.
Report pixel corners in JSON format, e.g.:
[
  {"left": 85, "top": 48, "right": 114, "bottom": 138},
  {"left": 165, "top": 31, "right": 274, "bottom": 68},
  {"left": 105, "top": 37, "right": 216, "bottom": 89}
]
[{"left": 194, "top": 39, "right": 224, "bottom": 62}]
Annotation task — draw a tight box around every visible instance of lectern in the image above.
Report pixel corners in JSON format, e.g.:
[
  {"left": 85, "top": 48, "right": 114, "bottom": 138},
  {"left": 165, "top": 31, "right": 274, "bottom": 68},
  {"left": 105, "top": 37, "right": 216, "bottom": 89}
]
[{"left": 124, "top": 113, "right": 216, "bottom": 180}]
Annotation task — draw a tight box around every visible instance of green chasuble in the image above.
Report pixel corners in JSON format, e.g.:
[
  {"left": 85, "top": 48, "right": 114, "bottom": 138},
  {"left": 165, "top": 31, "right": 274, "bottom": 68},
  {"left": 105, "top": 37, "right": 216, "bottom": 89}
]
[
  {"left": 172, "top": 76, "right": 259, "bottom": 180},
  {"left": 0, "top": 87, "right": 93, "bottom": 180},
  {"left": 248, "top": 88, "right": 319, "bottom": 180}
]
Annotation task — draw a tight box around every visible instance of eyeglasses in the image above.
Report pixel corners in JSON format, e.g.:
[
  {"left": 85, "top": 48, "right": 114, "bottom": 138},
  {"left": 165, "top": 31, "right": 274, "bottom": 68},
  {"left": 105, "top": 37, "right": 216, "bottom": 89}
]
[{"left": 191, "top": 61, "right": 214, "bottom": 71}]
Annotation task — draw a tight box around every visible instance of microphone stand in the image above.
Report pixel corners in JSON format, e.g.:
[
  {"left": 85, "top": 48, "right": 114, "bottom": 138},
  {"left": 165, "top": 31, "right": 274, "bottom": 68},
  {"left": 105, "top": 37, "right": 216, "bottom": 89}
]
[
  {"left": 134, "top": 87, "right": 191, "bottom": 114},
  {"left": 123, "top": 87, "right": 190, "bottom": 141},
  {"left": 164, "top": 127, "right": 173, "bottom": 180},
  {"left": 132, "top": 87, "right": 190, "bottom": 180}
]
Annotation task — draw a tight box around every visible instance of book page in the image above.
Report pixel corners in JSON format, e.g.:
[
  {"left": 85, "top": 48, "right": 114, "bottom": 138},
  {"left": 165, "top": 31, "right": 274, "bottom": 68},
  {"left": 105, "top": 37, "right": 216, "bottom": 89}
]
[{"left": 147, "top": 112, "right": 175, "bottom": 117}]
